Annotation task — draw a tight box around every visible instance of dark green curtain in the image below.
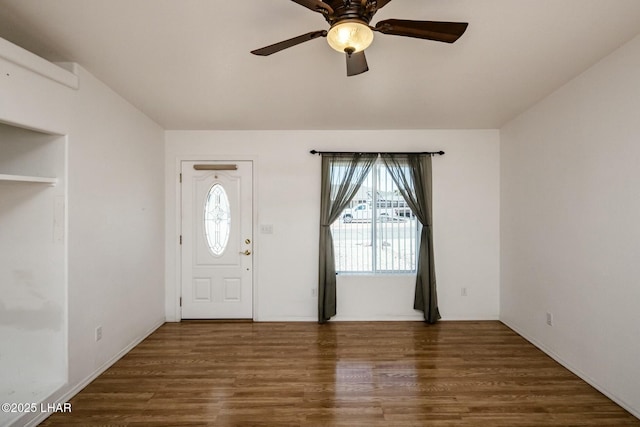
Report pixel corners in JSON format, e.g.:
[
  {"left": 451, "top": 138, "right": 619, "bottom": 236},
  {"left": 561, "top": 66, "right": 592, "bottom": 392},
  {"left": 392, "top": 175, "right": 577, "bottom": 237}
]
[
  {"left": 318, "top": 153, "right": 377, "bottom": 323},
  {"left": 380, "top": 154, "right": 440, "bottom": 323}
]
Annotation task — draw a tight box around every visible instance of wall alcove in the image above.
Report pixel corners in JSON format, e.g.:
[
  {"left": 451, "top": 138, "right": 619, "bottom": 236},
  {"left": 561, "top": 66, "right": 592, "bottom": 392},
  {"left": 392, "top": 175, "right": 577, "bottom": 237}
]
[{"left": 0, "top": 121, "right": 67, "bottom": 426}]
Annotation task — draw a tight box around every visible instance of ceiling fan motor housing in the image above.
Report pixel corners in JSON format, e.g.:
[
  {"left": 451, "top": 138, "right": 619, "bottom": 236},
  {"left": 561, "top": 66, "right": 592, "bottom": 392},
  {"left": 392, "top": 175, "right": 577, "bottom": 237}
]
[{"left": 322, "top": 0, "right": 379, "bottom": 26}]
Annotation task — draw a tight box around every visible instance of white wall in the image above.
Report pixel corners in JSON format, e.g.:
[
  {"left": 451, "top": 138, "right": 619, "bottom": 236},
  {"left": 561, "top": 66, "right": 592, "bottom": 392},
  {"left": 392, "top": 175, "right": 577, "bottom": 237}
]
[
  {"left": 1, "top": 38, "right": 165, "bottom": 426},
  {"left": 501, "top": 35, "right": 640, "bottom": 417},
  {"left": 64, "top": 66, "right": 166, "bottom": 392},
  {"left": 166, "top": 130, "right": 500, "bottom": 322}
]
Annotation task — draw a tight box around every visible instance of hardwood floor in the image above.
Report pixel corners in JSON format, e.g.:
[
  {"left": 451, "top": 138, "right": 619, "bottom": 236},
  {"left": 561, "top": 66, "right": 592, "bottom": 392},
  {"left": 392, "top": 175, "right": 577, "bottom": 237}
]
[{"left": 39, "top": 321, "right": 639, "bottom": 426}]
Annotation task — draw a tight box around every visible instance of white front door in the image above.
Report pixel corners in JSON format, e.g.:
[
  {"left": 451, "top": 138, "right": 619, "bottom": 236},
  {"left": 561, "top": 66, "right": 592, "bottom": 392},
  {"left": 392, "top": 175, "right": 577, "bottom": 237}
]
[{"left": 181, "top": 161, "right": 253, "bottom": 319}]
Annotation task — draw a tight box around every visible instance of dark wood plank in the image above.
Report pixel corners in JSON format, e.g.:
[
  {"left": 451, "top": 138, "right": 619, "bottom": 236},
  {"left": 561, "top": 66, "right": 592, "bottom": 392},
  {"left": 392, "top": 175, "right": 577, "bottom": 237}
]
[{"left": 39, "top": 321, "right": 640, "bottom": 426}]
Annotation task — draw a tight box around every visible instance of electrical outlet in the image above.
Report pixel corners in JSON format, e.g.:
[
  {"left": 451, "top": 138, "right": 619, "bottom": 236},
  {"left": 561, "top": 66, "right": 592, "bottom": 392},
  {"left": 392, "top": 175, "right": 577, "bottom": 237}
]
[
  {"left": 461, "top": 287, "right": 468, "bottom": 297},
  {"left": 95, "top": 326, "right": 103, "bottom": 341},
  {"left": 546, "top": 312, "right": 553, "bottom": 326}
]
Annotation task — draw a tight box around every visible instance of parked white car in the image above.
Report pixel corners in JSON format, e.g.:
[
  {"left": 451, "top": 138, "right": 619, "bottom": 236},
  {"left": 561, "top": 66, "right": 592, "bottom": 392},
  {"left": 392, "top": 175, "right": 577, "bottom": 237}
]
[{"left": 342, "top": 203, "right": 406, "bottom": 223}]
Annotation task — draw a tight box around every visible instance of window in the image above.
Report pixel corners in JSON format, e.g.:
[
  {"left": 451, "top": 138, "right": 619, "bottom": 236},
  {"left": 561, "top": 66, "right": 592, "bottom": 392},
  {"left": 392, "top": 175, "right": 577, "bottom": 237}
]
[{"left": 331, "top": 160, "right": 419, "bottom": 274}]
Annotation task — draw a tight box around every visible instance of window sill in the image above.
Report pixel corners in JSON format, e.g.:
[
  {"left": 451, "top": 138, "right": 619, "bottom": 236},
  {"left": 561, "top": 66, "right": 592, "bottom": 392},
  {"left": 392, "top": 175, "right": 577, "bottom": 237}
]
[{"left": 337, "top": 272, "right": 416, "bottom": 277}]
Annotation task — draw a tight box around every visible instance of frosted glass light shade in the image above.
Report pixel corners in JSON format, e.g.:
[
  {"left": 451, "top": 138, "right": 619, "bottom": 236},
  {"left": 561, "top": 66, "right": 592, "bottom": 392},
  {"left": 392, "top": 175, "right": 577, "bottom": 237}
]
[{"left": 327, "top": 20, "right": 374, "bottom": 53}]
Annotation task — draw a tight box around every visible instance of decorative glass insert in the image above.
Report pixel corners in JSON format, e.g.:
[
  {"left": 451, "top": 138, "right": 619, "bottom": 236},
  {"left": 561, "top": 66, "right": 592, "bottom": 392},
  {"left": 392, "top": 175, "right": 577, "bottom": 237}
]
[{"left": 204, "top": 183, "right": 231, "bottom": 256}]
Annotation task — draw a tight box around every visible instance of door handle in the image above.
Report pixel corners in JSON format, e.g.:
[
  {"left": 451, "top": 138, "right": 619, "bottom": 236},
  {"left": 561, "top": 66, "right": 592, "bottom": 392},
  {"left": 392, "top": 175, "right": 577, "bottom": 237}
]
[{"left": 240, "top": 250, "right": 252, "bottom": 256}]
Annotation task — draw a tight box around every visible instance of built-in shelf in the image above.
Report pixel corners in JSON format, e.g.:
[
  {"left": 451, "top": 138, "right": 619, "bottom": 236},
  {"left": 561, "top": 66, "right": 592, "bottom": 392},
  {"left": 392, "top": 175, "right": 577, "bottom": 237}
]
[
  {"left": 0, "top": 173, "right": 57, "bottom": 185},
  {"left": 0, "top": 379, "right": 65, "bottom": 426}
]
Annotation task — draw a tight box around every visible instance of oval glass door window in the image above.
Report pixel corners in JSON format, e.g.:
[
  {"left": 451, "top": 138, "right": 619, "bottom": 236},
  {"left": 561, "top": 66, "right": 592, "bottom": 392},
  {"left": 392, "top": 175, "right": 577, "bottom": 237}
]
[{"left": 204, "top": 183, "right": 231, "bottom": 256}]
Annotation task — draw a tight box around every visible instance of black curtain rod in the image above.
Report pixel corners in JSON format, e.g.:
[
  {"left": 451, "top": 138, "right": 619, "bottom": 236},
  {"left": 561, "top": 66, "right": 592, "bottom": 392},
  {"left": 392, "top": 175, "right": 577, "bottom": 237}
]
[{"left": 310, "top": 150, "right": 445, "bottom": 156}]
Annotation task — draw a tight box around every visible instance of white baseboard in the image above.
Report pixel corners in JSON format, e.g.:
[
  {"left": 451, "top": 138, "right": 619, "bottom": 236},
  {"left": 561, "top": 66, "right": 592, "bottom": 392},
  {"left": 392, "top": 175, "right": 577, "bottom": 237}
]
[
  {"left": 501, "top": 318, "right": 640, "bottom": 420},
  {"left": 255, "top": 316, "right": 500, "bottom": 322},
  {"left": 441, "top": 315, "right": 500, "bottom": 321},
  {"left": 332, "top": 315, "right": 425, "bottom": 322},
  {"left": 20, "top": 318, "right": 166, "bottom": 427},
  {"left": 255, "top": 316, "right": 316, "bottom": 322}
]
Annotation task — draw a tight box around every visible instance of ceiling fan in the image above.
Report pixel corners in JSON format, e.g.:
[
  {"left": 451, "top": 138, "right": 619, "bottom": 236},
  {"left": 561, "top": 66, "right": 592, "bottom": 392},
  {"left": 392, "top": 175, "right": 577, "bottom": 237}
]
[{"left": 251, "top": 0, "right": 468, "bottom": 76}]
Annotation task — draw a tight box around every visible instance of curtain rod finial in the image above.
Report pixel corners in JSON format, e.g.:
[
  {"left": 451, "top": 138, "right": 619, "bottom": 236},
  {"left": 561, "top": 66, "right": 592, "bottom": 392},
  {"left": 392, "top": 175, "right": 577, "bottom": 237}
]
[{"left": 310, "top": 150, "right": 319, "bottom": 155}]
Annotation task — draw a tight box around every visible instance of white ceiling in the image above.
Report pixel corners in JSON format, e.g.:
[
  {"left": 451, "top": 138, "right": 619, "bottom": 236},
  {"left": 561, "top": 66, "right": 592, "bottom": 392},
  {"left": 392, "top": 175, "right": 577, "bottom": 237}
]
[{"left": 1, "top": 0, "right": 640, "bottom": 130}]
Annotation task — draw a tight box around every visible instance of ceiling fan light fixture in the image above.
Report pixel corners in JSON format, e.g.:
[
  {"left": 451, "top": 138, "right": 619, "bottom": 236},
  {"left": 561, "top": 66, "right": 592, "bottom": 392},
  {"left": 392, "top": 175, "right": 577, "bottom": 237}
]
[{"left": 327, "top": 20, "right": 374, "bottom": 53}]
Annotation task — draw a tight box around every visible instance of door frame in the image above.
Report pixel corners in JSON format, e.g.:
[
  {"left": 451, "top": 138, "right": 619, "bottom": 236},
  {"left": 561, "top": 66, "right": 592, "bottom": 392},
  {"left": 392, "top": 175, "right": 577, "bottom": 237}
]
[{"left": 172, "top": 155, "right": 259, "bottom": 322}]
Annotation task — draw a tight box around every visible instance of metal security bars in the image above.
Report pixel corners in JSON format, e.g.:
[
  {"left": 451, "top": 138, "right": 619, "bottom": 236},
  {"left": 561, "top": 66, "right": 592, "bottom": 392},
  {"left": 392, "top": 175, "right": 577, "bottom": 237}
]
[{"left": 330, "top": 160, "right": 419, "bottom": 274}]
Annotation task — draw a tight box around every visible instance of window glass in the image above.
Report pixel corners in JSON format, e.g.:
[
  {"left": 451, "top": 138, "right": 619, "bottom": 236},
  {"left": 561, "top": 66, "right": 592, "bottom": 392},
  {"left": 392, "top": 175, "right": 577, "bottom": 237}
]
[
  {"left": 204, "top": 183, "right": 231, "bottom": 256},
  {"left": 331, "top": 161, "right": 418, "bottom": 274}
]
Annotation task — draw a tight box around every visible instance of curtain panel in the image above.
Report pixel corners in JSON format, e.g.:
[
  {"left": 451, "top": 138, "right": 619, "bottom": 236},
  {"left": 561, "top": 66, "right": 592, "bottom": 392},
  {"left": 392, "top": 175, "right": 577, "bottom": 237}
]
[
  {"left": 381, "top": 154, "right": 440, "bottom": 323},
  {"left": 318, "top": 153, "right": 377, "bottom": 323}
]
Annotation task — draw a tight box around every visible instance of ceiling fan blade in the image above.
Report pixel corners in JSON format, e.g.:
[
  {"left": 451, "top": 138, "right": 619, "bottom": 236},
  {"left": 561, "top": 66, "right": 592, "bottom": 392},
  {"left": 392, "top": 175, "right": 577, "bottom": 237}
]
[
  {"left": 290, "top": 0, "right": 334, "bottom": 14},
  {"left": 251, "top": 30, "right": 327, "bottom": 56},
  {"left": 374, "top": 19, "right": 468, "bottom": 43},
  {"left": 346, "top": 50, "right": 369, "bottom": 76}
]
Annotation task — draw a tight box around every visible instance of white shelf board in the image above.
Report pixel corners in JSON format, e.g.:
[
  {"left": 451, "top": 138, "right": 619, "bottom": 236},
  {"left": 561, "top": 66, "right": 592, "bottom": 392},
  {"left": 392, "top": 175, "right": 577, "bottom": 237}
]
[{"left": 0, "top": 173, "right": 57, "bottom": 185}]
